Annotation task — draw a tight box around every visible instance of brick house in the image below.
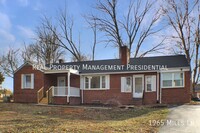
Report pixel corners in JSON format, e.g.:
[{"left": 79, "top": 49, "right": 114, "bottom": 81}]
[{"left": 14, "top": 47, "right": 191, "bottom": 105}]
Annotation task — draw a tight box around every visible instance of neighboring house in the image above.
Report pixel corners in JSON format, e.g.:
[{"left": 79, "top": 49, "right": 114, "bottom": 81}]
[
  {"left": 0, "top": 86, "right": 4, "bottom": 98},
  {"left": 0, "top": 91, "right": 3, "bottom": 98},
  {"left": 0, "top": 89, "right": 12, "bottom": 99},
  {"left": 14, "top": 46, "right": 191, "bottom": 105}
]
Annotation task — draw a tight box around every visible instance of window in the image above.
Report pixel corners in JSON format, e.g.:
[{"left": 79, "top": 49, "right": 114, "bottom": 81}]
[
  {"left": 91, "top": 76, "right": 100, "bottom": 88},
  {"left": 85, "top": 77, "right": 89, "bottom": 89},
  {"left": 84, "top": 75, "right": 109, "bottom": 90},
  {"left": 22, "top": 74, "right": 34, "bottom": 89},
  {"left": 121, "top": 77, "right": 132, "bottom": 92},
  {"left": 145, "top": 76, "right": 156, "bottom": 92},
  {"left": 102, "top": 76, "right": 106, "bottom": 88},
  {"left": 161, "top": 72, "right": 184, "bottom": 88}
]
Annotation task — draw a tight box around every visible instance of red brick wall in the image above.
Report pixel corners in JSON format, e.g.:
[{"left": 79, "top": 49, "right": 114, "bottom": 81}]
[
  {"left": 70, "top": 75, "right": 80, "bottom": 88},
  {"left": 69, "top": 97, "right": 81, "bottom": 105},
  {"left": 14, "top": 64, "right": 191, "bottom": 105},
  {"left": 52, "top": 96, "right": 80, "bottom": 105},
  {"left": 143, "top": 92, "right": 157, "bottom": 104},
  {"left": 83, "top": 73, "right": 158, "bottom": 105},
  {"left": 14, "top": 64, "right": 44, "bottom": 103},
  {"left": 161, "top": 71, "right": 191, "bottom": 104},
  {"left": 52, "top": 96, "right": 67, "bottom": 104}
]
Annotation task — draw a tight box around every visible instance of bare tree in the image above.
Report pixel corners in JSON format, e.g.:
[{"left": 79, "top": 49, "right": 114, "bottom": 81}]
[
  {"left": 22, "top": 43, "right": 36, "bottom": 62},
  {"left": 22, "top": 24, "right": 65, "bottom": 64},
  {"left": 0, "top": 72, "right": 4, "bottom": 85},
  {"left": 89, "top": 0, "right": 164, "bottom": 57},
  {"left": 0, "top": 48, "right": 20, "bottom": 78},
  {"left": 42, "top": 9, "right": 86, "bottom": 61},
  {"left": 84, "top": 17, "right": 98, "bottom": 61},
  {"left": 162, "top": 0, "right": 200, "bottom": 92}
]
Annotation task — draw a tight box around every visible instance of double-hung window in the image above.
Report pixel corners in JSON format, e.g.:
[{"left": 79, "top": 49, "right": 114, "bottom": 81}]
[
  {"left": 84, "top": 75, "right": 109, "bottom": 90},
  {"left": 145, "top": 75, "right": 156, "bottom": 92},
  {"left": 161, "top": 72, "right": 184, "bottom": 88},
  {"left": 21, "top": 74, "right": 34, "bottom": 89},
  {"left": 121, "top": 77, "right": 132, "bottom": 92}
]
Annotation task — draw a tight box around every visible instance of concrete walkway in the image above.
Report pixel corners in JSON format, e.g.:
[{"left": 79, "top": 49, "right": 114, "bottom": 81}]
[{"left": 159, "top": 105, "right": 200, "bottom": 133}]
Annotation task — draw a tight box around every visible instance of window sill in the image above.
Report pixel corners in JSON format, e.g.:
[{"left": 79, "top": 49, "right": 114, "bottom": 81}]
[
  {"left": 84, "top": 88, "right": 109, "bottom": 90},
  {"left": 145, "top": 91, "right": 156, "bottom": 92},
  {"left": 53, "top": 95, "right": 67, "bottom": 97},
  {"left": 22, "top": 88, "right": 34, "bottom": 89},
  {"left": 162, "top": 86, "right": 184, "bottom": 89}
]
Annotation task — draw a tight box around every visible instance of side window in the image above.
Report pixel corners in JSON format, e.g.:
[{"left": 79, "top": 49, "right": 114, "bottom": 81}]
[
  {"left": 121, "top": 77, "right": 132, "bottom": 92},
  {"left": 145, "top": 75, "right": 156, "bottom": 92},
  {"left": 22, "top": 74, "right": 34, "bottom": 89}
]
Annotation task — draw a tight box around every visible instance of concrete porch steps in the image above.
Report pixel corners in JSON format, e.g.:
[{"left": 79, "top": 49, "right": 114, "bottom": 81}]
[{"left": 39, "top": 97, "right": 48, "bottom": 104}]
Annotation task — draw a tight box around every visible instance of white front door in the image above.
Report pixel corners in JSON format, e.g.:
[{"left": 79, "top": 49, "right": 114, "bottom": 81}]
[
  {"left": 57, "top": 77, "right": 66, "bottom": 95},
  {"left": 133, "top": 75, "right": 144, "bottom": 98}
]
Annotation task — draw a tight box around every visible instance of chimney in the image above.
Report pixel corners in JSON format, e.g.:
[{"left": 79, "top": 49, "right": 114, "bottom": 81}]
[
  {"left": 59, "top": 59, "right": 64, "bottom": 63},
  {"left": 120, "top": 46, "right": 130, "bottom": 65}
]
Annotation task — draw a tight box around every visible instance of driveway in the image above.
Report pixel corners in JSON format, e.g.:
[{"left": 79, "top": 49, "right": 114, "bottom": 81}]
[{"left": 159, "top": 105, "right": 200, "bottom": 133}]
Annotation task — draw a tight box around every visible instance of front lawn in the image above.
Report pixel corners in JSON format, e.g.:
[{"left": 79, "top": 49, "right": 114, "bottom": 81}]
[{"left": 0, "top": 103, "right": 168, "bottom": 133}]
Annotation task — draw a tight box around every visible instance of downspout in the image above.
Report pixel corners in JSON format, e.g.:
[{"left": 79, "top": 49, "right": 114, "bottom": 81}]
[
  {"left": 67, "top": 71, "right": 70, "bottom": 104},
  {"left": 156, "top": 72, "right": 159, "bottom": 103},
  {"left": 81, "top": 76, "right": 84, "bottom": 104},
  {"left": 82, "top": 87, "right": 84, "bottom": 104},
  {"left": 159, "top": 72, "right": 162, "bottom": 104}
]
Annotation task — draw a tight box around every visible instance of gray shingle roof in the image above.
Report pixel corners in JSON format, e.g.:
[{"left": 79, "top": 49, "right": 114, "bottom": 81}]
[{"left": 47, "top": 55, "right": 190, "bottom": 74}]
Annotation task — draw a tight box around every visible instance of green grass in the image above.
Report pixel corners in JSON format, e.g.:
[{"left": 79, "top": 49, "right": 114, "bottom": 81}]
[{"left": 0, "top": 103, "right": 169, "bottom": 133}]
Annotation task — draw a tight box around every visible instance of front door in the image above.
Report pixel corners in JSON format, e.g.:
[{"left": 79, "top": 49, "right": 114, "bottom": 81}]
[
  {"left": 57, "top": 77, "right": 66, "bottom": 95},
  {"left": 133, "top": 75, "right": 144, "bottom": 98}
]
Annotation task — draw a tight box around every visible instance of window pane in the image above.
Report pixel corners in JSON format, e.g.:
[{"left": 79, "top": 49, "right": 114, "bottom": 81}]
[
  {"left": 85, "top": 77, "right": 89, "bottom": 89},
  {"left": 174, "top": 73, "right": 183, "bottom": 80},
  {"left": 135, "top": 77, "right": 142, "bottom": 93},
  {"left": 162, "top": 73, "right": 172, "bottom": 87},
  {"left": 126, "top": 77, "right": 131, "bottom": 92},
  {"left": 146, "top": 76, "right": 152, "bottom": 91},
  {"left": 25, "top": 75, "right": 31, "bottom": 88},
  {"left": 91, "top": 76, "right": 100, "bottom": 88},
  {"left": 174, "top": 73, "right": 183, "bottom": 86},
  {"left": 146, "top": 77, "right": 151, "bottom": 84},
  {"left": 147, "top": 84, "right": 151, "bottom": 91},
  {"left": 163, "top": 73, "right": 172, "bottom": 80},
  {"left": 174, "top": 80, "right": 183, "bottom": 86},
  {"left": 102, "top": 76, "right": 106, "bottom": 88},
  {"left": 163, "top": 80, "right": 172, "bottom": 87}
]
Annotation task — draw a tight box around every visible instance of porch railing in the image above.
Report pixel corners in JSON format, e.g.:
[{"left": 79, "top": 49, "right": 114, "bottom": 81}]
[
  {"left": 46, "top": 86, "right": 53, "bottom": 104},
  {"left": 52, "top": 86, "right": 80, "bottom": 97},
  {"left": 37, "top": 87, "right": 44, "bottom": 103}
]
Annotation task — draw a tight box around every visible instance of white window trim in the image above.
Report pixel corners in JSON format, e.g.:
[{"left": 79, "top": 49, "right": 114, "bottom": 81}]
[
  {"left": 21, "top": 74, "right": 34, "bottom": 89},
  {"left": 121, "top": 76, "right": 132, "bottom": 93},
  {"left": 83, "top": 75, "right": 110, "bottom": 90},
  {"left": 145, "top": 75, "right": 156, "bottom": 92},
  {"left": 161, "top": 72, "right": 185, "bottom": 88}
]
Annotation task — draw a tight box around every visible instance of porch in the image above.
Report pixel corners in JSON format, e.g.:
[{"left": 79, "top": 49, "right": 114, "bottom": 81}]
[
  {"left": 37, "top": 69, "right": 81, "bottom": 105},
  {"left": 52, "top": 86, "right": 80, "bottom": 97}
]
